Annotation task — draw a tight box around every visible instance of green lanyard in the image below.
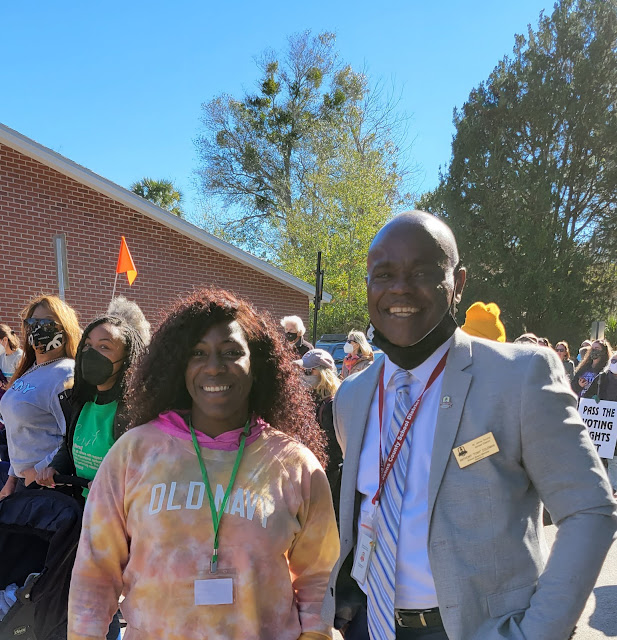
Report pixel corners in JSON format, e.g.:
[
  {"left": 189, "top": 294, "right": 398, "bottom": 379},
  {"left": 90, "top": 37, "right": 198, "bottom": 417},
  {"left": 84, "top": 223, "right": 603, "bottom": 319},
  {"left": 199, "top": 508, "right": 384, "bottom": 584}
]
[{"left": 189, "top": 416, "right": 251, "bottom": 573}]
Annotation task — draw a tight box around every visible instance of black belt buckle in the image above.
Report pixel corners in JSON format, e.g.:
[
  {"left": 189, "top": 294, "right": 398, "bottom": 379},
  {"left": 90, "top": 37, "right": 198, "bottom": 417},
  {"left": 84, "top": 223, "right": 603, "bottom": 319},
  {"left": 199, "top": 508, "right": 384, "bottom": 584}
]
[{"left": 395, "top": 607, "right": 441, "bottom": 629}]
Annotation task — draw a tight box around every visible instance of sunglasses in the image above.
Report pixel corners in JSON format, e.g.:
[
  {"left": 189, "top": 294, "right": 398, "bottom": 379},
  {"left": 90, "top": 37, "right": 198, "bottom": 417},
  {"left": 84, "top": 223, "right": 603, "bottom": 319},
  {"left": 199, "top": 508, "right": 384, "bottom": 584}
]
[
  {"left": 555, "top": 348, "right": 566, "bottom": 352},
  {"left": 303, "top": 368, "right": 314, "bottom": 376},
  {"left": 590, "top": 350, "right": 603, "bottom": 357},
  {"left": 23, "top": 318, "right": 59, "bottom": 328}
]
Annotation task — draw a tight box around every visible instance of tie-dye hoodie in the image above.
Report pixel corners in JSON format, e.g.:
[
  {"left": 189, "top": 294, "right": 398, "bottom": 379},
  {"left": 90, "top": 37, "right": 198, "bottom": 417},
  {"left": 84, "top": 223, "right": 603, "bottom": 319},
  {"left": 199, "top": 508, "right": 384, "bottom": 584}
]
[{"left": 68, "top": 411, "right": 338, "bottom": 640}]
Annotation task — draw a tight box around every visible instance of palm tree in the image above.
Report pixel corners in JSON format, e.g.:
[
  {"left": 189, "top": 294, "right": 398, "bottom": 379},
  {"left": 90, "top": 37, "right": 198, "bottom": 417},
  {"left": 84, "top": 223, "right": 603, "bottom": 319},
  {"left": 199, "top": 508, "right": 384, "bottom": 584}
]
[{"left": 130, "top": 178, "right": 184, "bottom": 217}]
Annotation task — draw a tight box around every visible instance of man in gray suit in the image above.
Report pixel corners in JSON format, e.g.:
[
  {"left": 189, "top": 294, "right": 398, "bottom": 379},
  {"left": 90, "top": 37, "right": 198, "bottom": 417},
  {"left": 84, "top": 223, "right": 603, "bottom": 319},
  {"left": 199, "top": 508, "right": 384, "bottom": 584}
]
[{"left": 322, "top": 211, "right": 616, "bottom": 639}]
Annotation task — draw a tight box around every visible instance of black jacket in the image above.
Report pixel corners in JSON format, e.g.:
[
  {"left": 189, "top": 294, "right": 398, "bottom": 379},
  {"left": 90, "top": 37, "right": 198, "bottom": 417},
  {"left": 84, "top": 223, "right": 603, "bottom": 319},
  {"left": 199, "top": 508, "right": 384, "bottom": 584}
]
[
  {"left": 294, "top": 338, "right": 314, "bottom": 357},
  {"left": 316, "top": 396, "right": 343, "bottom": 490},
  {"left": 51, "top": 387, "right": 128, "bottom": 476},
  {"left": 583, "top": 371, "right": 617, "bottom": 403}
]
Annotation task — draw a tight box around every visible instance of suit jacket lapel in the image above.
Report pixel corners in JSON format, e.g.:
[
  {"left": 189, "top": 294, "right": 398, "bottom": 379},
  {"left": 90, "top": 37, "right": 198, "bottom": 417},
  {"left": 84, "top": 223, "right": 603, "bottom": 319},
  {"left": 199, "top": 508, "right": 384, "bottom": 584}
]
[
  {"left": 427, "top": 329, "right": 473, "bottom": 522},
  {"left": 338, "top": 355, "right": 384, "bottom": 535}
]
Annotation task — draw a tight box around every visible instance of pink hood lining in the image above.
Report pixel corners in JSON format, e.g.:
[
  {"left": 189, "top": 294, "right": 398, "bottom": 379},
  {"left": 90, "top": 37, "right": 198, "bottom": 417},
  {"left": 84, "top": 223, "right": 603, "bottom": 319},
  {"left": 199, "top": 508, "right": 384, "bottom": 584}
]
[{"left": 153, "top": 410, "right": 267, "bottom": 450}]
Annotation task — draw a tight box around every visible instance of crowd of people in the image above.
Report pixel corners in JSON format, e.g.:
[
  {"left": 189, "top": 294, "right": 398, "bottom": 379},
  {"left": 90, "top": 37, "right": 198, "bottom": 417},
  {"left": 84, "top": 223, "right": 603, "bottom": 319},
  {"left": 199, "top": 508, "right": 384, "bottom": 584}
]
[
  {"left": 0, "top": 210, "right": 616, "bottom": 640},
  {"left": 509, "top": 332, "right": 615, "bottom": 402}
]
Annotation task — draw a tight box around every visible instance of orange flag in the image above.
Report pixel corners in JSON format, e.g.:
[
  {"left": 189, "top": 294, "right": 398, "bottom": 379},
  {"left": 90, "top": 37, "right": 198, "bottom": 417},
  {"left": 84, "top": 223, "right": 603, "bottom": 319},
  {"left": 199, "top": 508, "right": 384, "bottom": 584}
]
[{"left": 116, "top": 236, "right": 137, "bottom": 285}]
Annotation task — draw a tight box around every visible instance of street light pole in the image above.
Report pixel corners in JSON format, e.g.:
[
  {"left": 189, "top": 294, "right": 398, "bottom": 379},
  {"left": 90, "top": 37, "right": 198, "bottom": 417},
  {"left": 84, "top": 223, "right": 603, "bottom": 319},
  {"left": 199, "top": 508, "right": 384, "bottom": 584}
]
[{"left": 312, "top": 251, "right": 323, "bottom": 346}]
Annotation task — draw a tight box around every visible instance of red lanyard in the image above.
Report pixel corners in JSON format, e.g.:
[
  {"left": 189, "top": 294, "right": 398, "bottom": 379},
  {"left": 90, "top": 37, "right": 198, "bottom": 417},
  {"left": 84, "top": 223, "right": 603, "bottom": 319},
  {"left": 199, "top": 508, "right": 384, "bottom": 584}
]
[{"left": 372, "top": 350, "right": 449, "bottom": 505}]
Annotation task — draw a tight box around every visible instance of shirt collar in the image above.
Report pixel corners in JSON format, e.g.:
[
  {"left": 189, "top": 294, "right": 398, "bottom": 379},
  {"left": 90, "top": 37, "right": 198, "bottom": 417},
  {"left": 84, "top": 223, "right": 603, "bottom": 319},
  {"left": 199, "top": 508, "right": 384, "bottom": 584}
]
[{"left": 383, "top": 335, "right": 453, "bottom": 388}]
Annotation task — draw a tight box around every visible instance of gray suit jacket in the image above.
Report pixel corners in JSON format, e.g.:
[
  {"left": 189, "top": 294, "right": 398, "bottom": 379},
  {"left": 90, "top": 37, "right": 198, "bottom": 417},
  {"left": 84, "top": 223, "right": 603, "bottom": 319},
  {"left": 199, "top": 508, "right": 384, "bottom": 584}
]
[{"left": 322, "top": 329, "right": 616, "bottom": 640}]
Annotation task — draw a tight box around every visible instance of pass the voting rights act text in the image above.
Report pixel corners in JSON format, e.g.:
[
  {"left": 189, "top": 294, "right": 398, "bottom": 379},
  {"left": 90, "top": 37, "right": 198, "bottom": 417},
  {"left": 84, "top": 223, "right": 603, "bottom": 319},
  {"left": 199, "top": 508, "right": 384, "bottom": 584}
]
[{"left": 579, "top": 398, "right": 617, "bottom": 459}]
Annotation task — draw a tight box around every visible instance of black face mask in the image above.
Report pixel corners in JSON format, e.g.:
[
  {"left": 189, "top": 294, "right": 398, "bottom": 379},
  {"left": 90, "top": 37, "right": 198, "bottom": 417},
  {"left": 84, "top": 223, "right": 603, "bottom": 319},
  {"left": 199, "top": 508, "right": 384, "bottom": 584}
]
[
  {"left": 370, "top": 261, "right": 463, "bottom": 370},
  {"left": 27, "top": 321, "right": 64, "bottom": 353},
  {"left": 372, "top": 312, "right": 458, "bottom": 370},
  {"left": 81, "top": 348, "right": 125, "bottom": 387},
  {"left": 285, "top": 332, "right": 298, "bottom": 342}
]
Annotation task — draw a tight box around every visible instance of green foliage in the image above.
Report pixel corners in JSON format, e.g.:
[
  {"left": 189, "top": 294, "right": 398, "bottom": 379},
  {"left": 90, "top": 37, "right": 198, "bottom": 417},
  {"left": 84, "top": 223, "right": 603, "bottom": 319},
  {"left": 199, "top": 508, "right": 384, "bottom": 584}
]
[
  {"left": 130, "top": 178, "right": 184, "bottom": 217},
  {"left": 197, "top": 31, "right": 344, "bottom": 230},
  {"left": 310, "top": 300, "right": 369, "bottom": 336},
  {"left": 606, "top": 316, "right": 617, "bottom": 346},
  {"left": 197, "top": 30, "right": 412, "bottom": 331},
  {"left": 419, "top": 0, "right": 617, "bottom": 345},
  {"left": 279, "top": 135, "right": 405, "bottom": 332}
]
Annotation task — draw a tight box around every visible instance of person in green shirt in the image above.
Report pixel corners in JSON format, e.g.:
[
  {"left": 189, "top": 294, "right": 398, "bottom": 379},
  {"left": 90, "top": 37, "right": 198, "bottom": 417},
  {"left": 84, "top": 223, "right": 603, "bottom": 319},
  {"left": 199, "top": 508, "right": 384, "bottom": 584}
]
[
  {"left": 37, "top": 298, "right": 150, "bottom": 640},
  {"left": 37, "top": 297, "right": 150, "bottom": 496}
]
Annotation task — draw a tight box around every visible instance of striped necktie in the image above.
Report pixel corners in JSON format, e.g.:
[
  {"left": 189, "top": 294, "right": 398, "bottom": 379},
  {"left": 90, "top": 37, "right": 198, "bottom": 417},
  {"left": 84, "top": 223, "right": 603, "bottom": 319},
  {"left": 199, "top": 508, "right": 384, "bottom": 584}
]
[{"left": 367, "top": 368, "right": 413, "bottom": 640}]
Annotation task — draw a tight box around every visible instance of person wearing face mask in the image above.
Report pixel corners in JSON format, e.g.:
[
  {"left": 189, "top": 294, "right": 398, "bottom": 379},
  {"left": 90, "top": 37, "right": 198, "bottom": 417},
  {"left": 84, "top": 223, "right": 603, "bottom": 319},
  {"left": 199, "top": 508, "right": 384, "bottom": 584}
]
[
  {"left": 36, "top": 298, "right": 149, "bottom": 640},
  {"left": 296, "top": 348, "right": 343, "bottom": 489},
  {"left": 37, "top": 297, "right": 150, "bottom": 499},
  {"left": 341, "top": 331, "right": 375, "bottom": 380},
  {"left": 572, "top": 339, "right": 611, "bottom": 397},
  {"left": 0, "top": 324, "right": 23, "bottom": 386},
  {"left": 0, "top": 324, "right": 23, "bottom": 478},
  {"left": 583, "top": 349, "right": 617, "bottom": 495},
  {"left": 577, "top": 339, "right": 592, "bottom": 364},
  {"left": 280, "top": 315, "right": 314, "bottom": 357},
  {"left": 323, "top": 211, "right": 616, "bottom": 640},
  {"left": 0, "top": 295, "right": 81, "bottom": 500}
]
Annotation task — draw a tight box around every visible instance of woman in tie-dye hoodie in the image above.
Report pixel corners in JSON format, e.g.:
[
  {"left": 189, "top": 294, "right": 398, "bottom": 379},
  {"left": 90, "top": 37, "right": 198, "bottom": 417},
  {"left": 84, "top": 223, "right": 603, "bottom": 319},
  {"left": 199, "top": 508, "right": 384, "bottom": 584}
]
[{"left": 68, "top": 288, "right": 339, "bottom": 640}]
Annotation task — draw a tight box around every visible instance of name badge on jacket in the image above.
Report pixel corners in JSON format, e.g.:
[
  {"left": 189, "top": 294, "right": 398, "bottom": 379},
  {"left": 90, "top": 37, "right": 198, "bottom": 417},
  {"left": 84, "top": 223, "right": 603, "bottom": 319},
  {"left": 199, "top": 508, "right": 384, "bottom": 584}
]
[{"left": 453, "top": 432, "right": 499, "bottom": 469}]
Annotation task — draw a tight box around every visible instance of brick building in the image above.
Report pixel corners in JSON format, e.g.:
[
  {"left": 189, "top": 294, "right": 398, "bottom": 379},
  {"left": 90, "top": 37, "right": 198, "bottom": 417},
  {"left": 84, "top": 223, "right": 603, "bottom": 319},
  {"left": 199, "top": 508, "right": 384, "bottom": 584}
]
[{"left": 0, "top": 123, "right": 328, "bottom": 333}]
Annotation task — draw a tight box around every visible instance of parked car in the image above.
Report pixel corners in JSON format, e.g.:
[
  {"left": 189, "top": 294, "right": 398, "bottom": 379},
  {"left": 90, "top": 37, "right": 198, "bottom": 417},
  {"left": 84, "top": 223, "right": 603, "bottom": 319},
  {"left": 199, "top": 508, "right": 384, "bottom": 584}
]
[{"left": 315, "top": 333, "right": 382, "bottom": 374}]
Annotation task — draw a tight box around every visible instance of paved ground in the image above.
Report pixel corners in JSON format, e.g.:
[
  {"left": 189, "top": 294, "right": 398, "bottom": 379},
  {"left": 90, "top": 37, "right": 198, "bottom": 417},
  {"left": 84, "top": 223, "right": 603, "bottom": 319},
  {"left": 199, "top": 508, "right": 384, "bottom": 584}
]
[{"left": 543, "top": 525, "right": 617, "bottom": 639}]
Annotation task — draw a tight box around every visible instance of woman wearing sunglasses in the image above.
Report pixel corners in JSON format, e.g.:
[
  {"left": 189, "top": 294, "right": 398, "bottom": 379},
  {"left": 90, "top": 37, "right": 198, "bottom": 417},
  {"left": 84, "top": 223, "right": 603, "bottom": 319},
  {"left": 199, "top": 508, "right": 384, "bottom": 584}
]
[
  {"left": 341, "top": 330, "right": 374, "bottom": 380},
  {"left": 0, "top": 324, "right": 23, "bottom": 386},
  {"left": 0, "top": 295, "right": 81, "bottom": 499},
  {"left": 554, "top": 341, "right": 575, "bottom": 381},
  {"left": 0, "top": 324, "right": 23, "bottom": 480},
  {"left": 296, "top": 348, "right": 342, "bottom": 489}
]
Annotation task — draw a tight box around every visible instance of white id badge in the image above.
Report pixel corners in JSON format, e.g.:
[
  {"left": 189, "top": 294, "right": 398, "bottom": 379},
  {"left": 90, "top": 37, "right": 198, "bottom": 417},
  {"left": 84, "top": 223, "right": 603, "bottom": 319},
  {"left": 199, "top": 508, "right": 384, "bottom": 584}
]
[
  {"left": 351, "top": 523, "right": 375, "bottom": 585},
  {"left": 194, "top": 572, "right": 235, "bottom": 605}
]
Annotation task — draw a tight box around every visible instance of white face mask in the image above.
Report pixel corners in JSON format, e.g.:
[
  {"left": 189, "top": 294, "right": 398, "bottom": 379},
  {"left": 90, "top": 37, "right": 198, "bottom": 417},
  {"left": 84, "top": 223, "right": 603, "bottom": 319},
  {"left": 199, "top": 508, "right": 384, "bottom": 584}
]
[
  {"left": 0, "top": 344, "right": 5, "bottom": 357},
  {"left": 343, "top": 342, "right": 354, "bottom": 354},
  {"left": 302, "top": 374, "right": 320, "bottom": 389},
  {"left": 609, "top": 362, "right": 617, "bottom": 375}
]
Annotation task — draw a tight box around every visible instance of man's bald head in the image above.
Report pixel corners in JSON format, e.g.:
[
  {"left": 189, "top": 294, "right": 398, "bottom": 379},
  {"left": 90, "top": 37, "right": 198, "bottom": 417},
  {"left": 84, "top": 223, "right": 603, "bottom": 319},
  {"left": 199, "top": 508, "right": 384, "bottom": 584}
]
[
  {"left": 369, "top": 210, "right": 460, "bottom": 270},
  {"left": 366, "top": 210, "right": 466, "bottom": 346}
]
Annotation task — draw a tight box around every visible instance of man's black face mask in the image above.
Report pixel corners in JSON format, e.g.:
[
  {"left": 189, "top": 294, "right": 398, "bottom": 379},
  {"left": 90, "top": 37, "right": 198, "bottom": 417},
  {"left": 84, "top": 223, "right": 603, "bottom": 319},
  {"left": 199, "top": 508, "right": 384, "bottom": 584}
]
[{"left": 370, "top": 263, "right": 462, "bottom": 370}]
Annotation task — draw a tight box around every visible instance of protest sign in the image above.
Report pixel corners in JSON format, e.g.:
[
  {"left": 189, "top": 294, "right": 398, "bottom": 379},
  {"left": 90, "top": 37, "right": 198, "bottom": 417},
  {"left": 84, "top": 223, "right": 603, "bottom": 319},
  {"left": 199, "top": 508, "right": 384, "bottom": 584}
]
[{"left": 578, "top": 398, "right": 617, "bottom": 459}]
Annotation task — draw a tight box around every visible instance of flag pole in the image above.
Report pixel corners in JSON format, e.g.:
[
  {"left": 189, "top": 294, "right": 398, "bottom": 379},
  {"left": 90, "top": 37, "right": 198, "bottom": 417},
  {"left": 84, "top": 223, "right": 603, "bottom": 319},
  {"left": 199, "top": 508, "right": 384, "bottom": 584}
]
[{"left": 111, "top": 272, "right": 119, "bottom": 302}]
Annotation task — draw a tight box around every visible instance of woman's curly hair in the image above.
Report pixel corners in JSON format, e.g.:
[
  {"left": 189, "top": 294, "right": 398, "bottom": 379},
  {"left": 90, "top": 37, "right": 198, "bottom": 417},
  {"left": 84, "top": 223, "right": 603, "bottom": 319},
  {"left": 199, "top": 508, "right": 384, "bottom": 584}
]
[{"left": 125, "top": 288, "right": 327, "bottom": 467}]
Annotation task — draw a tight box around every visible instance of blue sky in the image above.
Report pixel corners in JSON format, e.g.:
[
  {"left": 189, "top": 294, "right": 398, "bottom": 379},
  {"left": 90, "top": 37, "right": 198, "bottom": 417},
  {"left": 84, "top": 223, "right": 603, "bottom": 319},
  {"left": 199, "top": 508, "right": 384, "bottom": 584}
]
[{"left": 1, "top": 0, "right": 555, "bottom": 220}]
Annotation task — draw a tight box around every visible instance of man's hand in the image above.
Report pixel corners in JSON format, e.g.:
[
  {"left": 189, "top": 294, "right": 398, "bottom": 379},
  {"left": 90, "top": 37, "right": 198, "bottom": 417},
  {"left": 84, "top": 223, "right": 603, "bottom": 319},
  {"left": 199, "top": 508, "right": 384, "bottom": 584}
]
[
  {"left": 0, "top": 475, "right": 17, "bottom": 500},
  {"left": 37, "top": 467, "right": 58, "bottom": 487},
  {"left": 22, "top": 467, "right": 38, "bottom": 486}
]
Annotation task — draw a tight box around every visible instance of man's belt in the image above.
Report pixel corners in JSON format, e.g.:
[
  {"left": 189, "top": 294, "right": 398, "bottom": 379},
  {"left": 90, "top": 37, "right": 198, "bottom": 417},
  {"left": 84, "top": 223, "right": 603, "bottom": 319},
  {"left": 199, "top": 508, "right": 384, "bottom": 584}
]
[{"left": 395, "top": 607, "right": 442, "bottom": 629}]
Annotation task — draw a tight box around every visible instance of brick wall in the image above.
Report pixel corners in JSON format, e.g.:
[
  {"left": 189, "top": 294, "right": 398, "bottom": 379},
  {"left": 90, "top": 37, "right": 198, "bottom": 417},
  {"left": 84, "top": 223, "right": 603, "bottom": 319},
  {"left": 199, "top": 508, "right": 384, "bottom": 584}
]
[{"left": 0, "top": 143, "right": 309, "bottom": 335}]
